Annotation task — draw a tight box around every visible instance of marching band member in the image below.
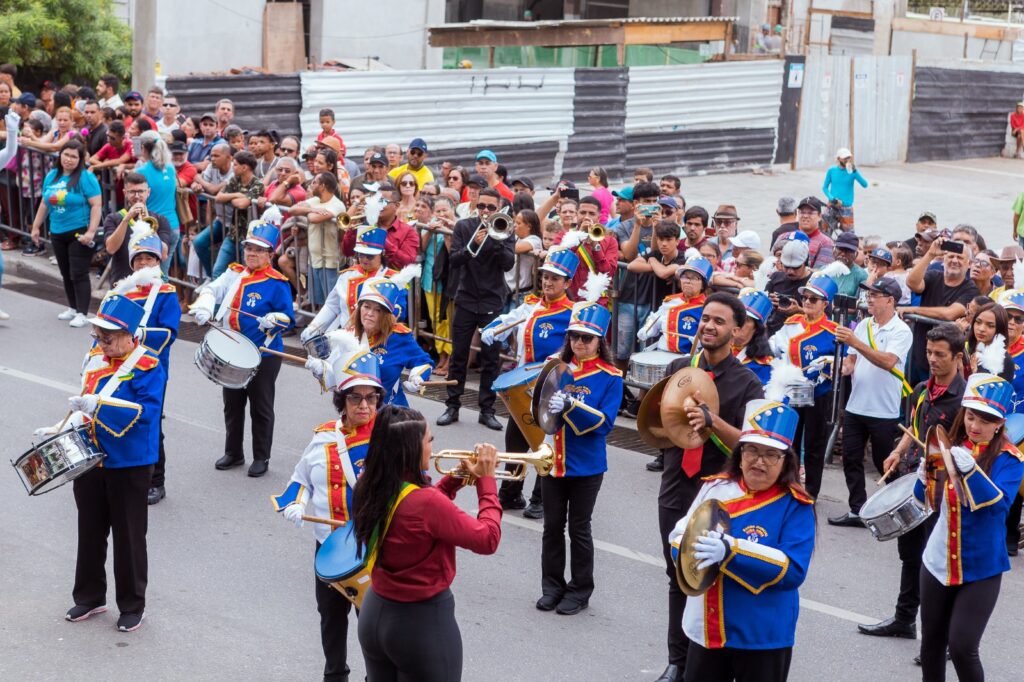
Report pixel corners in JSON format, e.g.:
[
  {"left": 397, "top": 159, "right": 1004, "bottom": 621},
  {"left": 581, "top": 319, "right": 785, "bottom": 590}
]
[
  {"left": 353, "top": 406, "right": 502, "bottom": 681},
  {"left": 553, "top": 197, "right": 619, "bottom": 301},
  {"left": 915, "top": 372, "right": 1024, "bottom": 681},
  {"left": 273, "top": 330, "right": 384, "bottom": 682},
  {"left": 481, "top": 248, "right": 579, "bottom": 514},
  {"left": 308, "top": 266, "right": 431, "bottom": 407},
  {"left": 733, "top": 289, "right": 774, "bottom": 385},
  {"left": 302, "top": 227, "right": 403, "bottom": 342},
  {"left": 668, "top": 370, "right": 815, "bottom": 682},
  {"left": 538, "top": 272, "right": 622, "bottom": 616},
  {"left": 654, "top": 293, "right": 764, "bottom": 682},
  {"left": 637, "top": 255, "right": 713, "bottom": 355},
  {"left": 33, "top": 295, "right": 166, "bottom": 632},
  {"left": 190, "top": 220, "right": 295, "bottom": 477},
  {"left": 768, "top": 265, "right": 846, "bottom": 498},
  {"left": 1001, "top": 290, "right": 1024, "bottom": 556},
  {"left": 110, "top": 225, "right": 180, "bottom": 505}
]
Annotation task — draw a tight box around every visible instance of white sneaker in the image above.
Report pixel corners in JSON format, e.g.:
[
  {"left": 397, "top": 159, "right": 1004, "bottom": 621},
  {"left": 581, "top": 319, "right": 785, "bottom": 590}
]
[
  {"left": 57, "top": 308, "right": 76, "bottom": 321},
  {"left": 0, "top": 310, "right": 9, "bottom": 320},
  {"left": 69, "top": 313, "right": 88, "bottom": 328}
]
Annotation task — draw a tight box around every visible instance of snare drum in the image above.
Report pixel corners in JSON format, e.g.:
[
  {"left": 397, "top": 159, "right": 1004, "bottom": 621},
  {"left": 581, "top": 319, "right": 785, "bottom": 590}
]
[
  {"left": 628, "top": 349, "right": 681, "bottom": 389},
  {"left": 315, "top": 525, "right": 371, "bottom": 609},
  {"left": 786, "top": 378, "right": 815, "bottom": 407},
  {"left": 493, "top": 362, "right": 547, "bottom": 451},
  {"left": 194, "top": 328, "right": 262, "bottom": 389},
  {"left": 859, "top": 475, "right": 931, "bottom": 541},
  {"left": 12, "top": 425, "right": 105, "bottom": 495},
  {"left": 302, "top": 332, "right": 331, "bottom": 360}
]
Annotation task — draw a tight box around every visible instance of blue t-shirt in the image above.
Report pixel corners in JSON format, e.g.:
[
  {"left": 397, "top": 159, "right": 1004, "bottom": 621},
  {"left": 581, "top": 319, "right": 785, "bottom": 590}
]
[
  {"left": 41, "top": 169, "right": 101, "bottom": 234},
  {"left": 138, "top": 161, "right": 180, "bottom": 229},
  {"left": 822, "top": 165, "right": 867, "bottom": 207}
]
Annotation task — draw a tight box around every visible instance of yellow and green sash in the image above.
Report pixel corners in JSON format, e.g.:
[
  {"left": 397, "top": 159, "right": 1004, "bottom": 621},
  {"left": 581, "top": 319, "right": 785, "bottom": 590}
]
[
  {"left": 866, "top": 319, "right": 913, "bottom": 398},
  {"left": 365, "top": 482, "right": 420, "bottom": 571},
  {"left": 690, "top": 352, "right": 732, "bottom": 456}
]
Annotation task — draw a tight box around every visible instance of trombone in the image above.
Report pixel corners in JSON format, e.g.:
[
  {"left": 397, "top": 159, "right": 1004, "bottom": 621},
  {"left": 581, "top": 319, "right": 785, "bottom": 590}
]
[
  {"left": 466, "top": 210, "right": 513, "bottom": 258},
  {"left": 432, "top": 443, "right": 553, "bottom": 481}
]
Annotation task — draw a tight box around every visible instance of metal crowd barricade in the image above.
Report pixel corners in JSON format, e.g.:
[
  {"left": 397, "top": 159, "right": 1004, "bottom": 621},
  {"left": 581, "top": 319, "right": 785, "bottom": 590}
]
[{"left": 0, "top": 148, "right": 52, "bottom": 243}]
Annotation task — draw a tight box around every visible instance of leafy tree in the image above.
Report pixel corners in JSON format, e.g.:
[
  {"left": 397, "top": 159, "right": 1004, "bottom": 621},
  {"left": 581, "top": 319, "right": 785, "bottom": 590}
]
[{"left": 0, "top": 0, "right": 131, "bottom": 84}]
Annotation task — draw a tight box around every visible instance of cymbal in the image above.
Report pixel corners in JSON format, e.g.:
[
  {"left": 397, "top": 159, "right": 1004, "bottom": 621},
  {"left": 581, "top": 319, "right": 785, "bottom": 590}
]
[
  {"left": 660, "top": 367, "right": 720, "bottom": 450},
  {"left": 675, "top": 499, "right": 732, "bottom": 596},
  {"left": 925, "top": 424, "right": 961, "bottom": 510},
  {"left": 532, "top": 357, "right": 570, "bottom": 435},
  {"left": 636, "top": 375, "right": 674, "bottom": 450}
]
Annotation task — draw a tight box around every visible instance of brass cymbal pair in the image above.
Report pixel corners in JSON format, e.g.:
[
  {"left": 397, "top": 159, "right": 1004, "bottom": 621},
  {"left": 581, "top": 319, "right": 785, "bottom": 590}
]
[{"left": 637, "top": 367, "right": 720, "bottom": 450}]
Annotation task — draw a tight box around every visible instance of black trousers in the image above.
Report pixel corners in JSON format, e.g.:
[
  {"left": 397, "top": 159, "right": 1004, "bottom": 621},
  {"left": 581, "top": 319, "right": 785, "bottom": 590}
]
[
  {"left": 1006, "top": 493, "right": 1022, "bottom": 549},
  {"left": 315, "top": 541, "right": 353, "bottom": 682},
  {"left": 540, "top": 473, "right": 603, "bottom": 604},
  {"left": 683, "top": 641, "right": 793, "bottom": 682},
  {"left": 445, "top": 305, "right": 501, "bottom": 414},
  {"left": 51, "top": 230, "right": 93, "bottom": 314},
  {"left": 920, "top": 569, "right": 1001, "bottom": 682},
  {"left": 893, "top": 513, "right": 937, "bottom": 625},
  {"left": 151, "top": 381, "right": 169, "bottom": 488},
  {"left": 72, "top": 464, "right": 153, "bottom": 615},
  {"left": 358, "top": 588, "right": 462, "bottom": 682},
  {"left": 223, "top": 355, "right": 281, "bottom": 462},
  {"left": 498, "top": 416, "right": 542, "bottom": 504},
  {"left": 794, "top": 398, "right": 831, "bottom": 498},
  {"left": 841, "top": 410, "right": 900, "bottom": 514}
]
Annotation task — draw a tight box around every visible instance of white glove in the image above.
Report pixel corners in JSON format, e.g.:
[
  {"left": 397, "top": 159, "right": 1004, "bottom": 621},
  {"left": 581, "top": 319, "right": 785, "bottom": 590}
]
[
  {"left": 300, "top": 325, "right": 319, "bottom": 343},
  {"left": 481, "top": 327, "right": 497, "bottom": 346},
  {"left": 917, "top": 456, "right": 928, "bottom": 485},
  {"left": 548, "top": 391, "right": 567, "bottom": 414},
  {"left": 33, "top": 425, "right": 59, "bottom": 440},
  {"left": 949, "top": 445, "right": 977, "bottom": 474},
  {"left": 258, "top": 314, "right": 281, "bottom": 331},
  {"left": 193, "top": 308, "right": 211, "bottom": 326},
  {"left": 402, "top": 371, "right": 426, "bottom": 395},
  {"left": 68, "top": 394, "right": 100, "bottom": 416},
  {"left": 692, "top": 530, "right": 733, "bottom": 571},
  {"left": 305, "top": 357, "right": 326, "bottom": 381},
  {"left": 282, "top": 502, "right": 306, "bottom": 528}
]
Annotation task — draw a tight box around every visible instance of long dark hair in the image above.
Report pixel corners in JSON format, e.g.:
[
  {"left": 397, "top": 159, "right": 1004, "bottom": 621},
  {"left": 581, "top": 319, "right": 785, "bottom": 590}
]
[
  {"left": 559, "top": 332, "right": 614, "bottom": 364},
  {"left": 745, "top": 319, "right": 773, "bottom": 359},
  {"left": 966, "top": 302, "right": 1008, "bottom": 356},
  {"left": 947, "top": 407, "right": 1007, "bottom": 475},
  {"left": 58, "top": 140, "right": 88, "bottom": 190},
  {"left": 351, "top": 406, "right": 429, "bottom": 556}
]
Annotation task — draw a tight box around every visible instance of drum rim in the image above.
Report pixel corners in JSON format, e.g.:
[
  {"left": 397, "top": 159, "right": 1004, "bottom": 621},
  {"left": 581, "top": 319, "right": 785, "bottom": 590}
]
[
  {"left": 202, "top": 328, "right": 262, "bottom": 365},
  {"left": 492, "top": 362, "right": 545, "bottom": 390},
  {"left": 859, "top": 475, "right": 920, "bottom": 519}
]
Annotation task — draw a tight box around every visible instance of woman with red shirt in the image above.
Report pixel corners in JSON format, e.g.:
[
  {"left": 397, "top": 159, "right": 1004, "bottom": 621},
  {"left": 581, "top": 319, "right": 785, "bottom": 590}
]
[{"left": 353, "top": 406, "right": 502, "bottom": 681}]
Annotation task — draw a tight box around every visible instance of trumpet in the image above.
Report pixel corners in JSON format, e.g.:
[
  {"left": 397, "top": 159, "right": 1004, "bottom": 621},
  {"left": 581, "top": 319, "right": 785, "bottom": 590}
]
[
  {"left": 130, "top": 204, "right": 160, "bottom": 233},
  {"left": 579, "top": 219, "right": 606, "bottom": 243},
  {"left": 432, "top": 443, "right": 554, "bottom": 481},
  {"left": 338, "top": 211, "right": 365, "bottom": 230}
]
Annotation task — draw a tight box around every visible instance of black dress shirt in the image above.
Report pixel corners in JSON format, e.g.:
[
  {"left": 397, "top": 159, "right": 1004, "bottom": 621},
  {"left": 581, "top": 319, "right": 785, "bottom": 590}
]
[{"left": 448, "top": 216, "right": 515, "bottom": 315}]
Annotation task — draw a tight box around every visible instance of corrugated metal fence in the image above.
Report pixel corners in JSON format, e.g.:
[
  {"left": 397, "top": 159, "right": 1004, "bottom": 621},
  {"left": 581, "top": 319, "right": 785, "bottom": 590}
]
[{"left": 166, "top": 73, "right": 302, "bottom": 141}]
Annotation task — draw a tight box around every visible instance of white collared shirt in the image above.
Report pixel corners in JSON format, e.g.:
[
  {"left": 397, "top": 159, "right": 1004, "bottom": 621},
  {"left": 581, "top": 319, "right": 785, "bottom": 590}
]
[{"left": 846, "top": 314, "right": 913, "bottom": 418}]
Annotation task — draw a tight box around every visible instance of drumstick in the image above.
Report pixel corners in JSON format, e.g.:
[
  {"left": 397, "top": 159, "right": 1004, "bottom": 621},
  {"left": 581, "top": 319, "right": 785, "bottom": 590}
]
[
  {"left": 206, "top": 323, "right": 240, "bottom": 343},
  {"left": 897, "top": 423, "right": 926, "bottom": 449},
  {"left": 302, "top": 515, "right": 346, "bottom": 528},
  {"left": 230, "top": 306, "right": 288, "bottom": 327},
  {"left": 259, "top": 346, "right": 307, "bottom": 364},
  {"left": 490, "top": 319, "right": 526, "bottom": 336},
  {"left": 54, "top": 410, "right": 74, "bottom": 433},
  {"left": 421, "top": 379, "right": 457, "bottom": 387}
]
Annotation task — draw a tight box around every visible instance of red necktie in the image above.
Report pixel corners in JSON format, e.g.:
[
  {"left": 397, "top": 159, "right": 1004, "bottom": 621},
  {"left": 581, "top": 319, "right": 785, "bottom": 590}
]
[{"left": 681, "top": 370, "right": 715, "bottom": 477}]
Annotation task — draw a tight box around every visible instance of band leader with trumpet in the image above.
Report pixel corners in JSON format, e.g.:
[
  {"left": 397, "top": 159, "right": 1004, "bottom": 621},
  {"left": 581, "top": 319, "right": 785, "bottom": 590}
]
[
  {"left": 536, "top": 274, "right": 623, "bottom": 616},
  {"left": 668, "top": 371, "right": 815, "bottom": 682},
  {"left": 552, "top": 196, "right": 619, "bottom": 302},
  {"left": 353, "top": 406, "right": 502, "bottom": 682},
  {"left": 33, "top": 294, "right": 166, "bottom": 633},
  {"left": 653, "top": 292, "right": 764, "bottom": 682},
  {"left": 482, "top": 248, "right": 579, "bottom": 511},
  {"left": 913, "top": 372, "right": 1024, "bottom": 680},
  {"left": 273, "top": 331, "right": 385, "bottom": 682},
  {"left": 110, "top": 226, "right": 181, "bottom": 505},
  {"left": 190, "top": 220, "right": 295, "bottom": 477}
]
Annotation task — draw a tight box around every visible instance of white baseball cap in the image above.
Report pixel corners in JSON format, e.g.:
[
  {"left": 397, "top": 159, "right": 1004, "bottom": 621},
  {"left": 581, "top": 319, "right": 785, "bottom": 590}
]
[
  {"left": 836, "top": 147, "right": 852, "bottom": 159},
  {"left": 728, "top": 230, "right": 761, "bottom": 251}
]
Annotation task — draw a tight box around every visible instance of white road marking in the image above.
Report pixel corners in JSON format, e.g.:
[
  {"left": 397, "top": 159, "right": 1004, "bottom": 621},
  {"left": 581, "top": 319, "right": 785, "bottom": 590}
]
[
  {"left": 5, "top": 361, "right": 877, "bottom": 626},
  {"left": 500, "top": 513, "right": 878, "bottom": 626},
  {"left": 919, "top": 161, "right": 1024, "bottom": 179}
]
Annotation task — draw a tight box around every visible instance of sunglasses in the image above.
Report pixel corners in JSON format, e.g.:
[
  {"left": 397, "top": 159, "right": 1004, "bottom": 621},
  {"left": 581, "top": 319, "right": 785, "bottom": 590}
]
[
  {"left": 1009, "top": 314, "right": 1024, "bottom": 324},
  {"left": 476, "top": 202, "right": 499, "bottom": 211},
  {"left": 162, "top": 102, "right": 178, "bottom": 108},
  {"left": 400, "top": 181, "right": 416, "bottom": 187},
  {"left": 280, "top": 147, "right": 298, "bottom": 154},
  {"left": 90, "top": 331, "right": 119, "bottom": 344},
  {"left": 801, "top": 295, "right": 823, "bottom": 303},
  {"left": 782, "top": 265, "right": 803, "bottom": 272},
  {"left": 568, "top": 332, "right": 598, "bottom": 343}
]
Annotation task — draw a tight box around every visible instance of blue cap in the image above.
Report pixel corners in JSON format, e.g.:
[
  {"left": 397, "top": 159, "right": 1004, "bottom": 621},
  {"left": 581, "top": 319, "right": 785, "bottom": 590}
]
[
  {"left": 568, "top": 302, "right": 611, "bottom": 337},
  {"left": 354, "top": 227, "right": 387, "bottom": 256},
  {"left": 963, "top": 373, "right": 1014, "bottom": 419},
  {"left": 781, "top": 230, "right": 810, "bottom": 244},
  {"left": 243, "top": 221, "right": 282, "bottom": 251},
  {"left": 868, "top": 247, "right": 893, "bottom": 265},
  {"left": 612, "top": 186, "right": 634, "bottom": 201},
  {"left": 129, "top": 231, "right": 163, "bottom": 263},
  {"left": 740, "top": 399, "right": 800, "bottom": 450},
  {"left": 798, "top": 272, "right": 839, "bottom": 303},
  {"left": 476, "top": 149, "right": 497, "bottom": 163},
  {"left": 539, "top": 248, "right": 580, "bottom": 279},
  {"left": 330, "top": 347, "right": 383, "bottom": 392},
  {"left": 15, "top": 92, "right": 36, "bottom": 107},
  {"left": 740, "top": 289, "right": 772, "bottom": 326},
  {"left": 357, "top": 277, "right": 402, "bottom": 315},
  {"left": 1000, "top": 289, "right": 1024, "bottom": 313},
  {"left": 408, "top": 137, "right": 428, "bottom": 152},
  {"left": 678, "top": 256, "right": 713, "bottom": 285},
  {"left": 88, "top": 294, "right": 145, "bottom": 334}
]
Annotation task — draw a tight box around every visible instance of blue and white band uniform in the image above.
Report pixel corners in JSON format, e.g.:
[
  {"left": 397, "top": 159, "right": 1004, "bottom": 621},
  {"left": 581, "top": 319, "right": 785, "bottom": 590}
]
[
  {"left": 481, "top": 293, "right": 574, "bottom": 366},
  {"left": 112, "top": 266, "right": 181, "bottom": 368}
]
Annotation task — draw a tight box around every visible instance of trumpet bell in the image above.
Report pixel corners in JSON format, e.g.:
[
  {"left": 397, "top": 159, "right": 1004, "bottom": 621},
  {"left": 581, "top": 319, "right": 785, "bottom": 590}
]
[
  {"left": 588, "top": 224, "right": 606, "bottom": 242},
  {"left": 431, "top": 443, "right": 554, "bottom": 481}
]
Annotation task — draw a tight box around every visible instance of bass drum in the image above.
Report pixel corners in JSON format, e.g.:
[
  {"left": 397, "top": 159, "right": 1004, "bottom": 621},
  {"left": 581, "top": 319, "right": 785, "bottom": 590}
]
[
  {"left": 492, "top": 362, "right": 547, "bottom": 451},
  {"left": 315, "top": 524, "right": 371, "bottom": 609}
]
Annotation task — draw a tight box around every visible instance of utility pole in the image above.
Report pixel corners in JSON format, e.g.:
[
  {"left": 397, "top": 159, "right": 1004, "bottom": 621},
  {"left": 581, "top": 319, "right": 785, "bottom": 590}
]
[{"left": 132, "top": 0, "right": 158, "bottom": 90}]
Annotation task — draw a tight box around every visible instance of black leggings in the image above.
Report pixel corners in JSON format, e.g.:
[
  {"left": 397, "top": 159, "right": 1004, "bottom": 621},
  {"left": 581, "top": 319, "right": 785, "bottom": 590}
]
[
  {"left": 315, "top": 542, "right": 353, "bottom": 682},
  {"left": 920, "top": 568, "right": 1001, "bottom": 682},
  {"left": 358, "top": 588, "right": 462, "bottom": 682},
  {"left": 51, "top": 230, "right": 93, "bottom": 314},
  {"left": 683, "top": 641, "right": 793, "bottom": 682}
]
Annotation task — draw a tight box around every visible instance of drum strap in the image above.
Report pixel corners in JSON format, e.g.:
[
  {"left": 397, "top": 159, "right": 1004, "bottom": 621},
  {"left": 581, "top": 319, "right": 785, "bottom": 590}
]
[
  {"left": 139, "top": 282, "right": 163, "bottom": 327},
  {"left": 95, "top": 345, "right": 147, "bottom": 400},
  {"left": 365, "top": 482, "right": 420, "bottom": 571},
  {"left": 336, "top": 421, "right": 358, "bottom": 490},
  {"left": 214, "top": 271, "right": 244, "bottom": 324},
  {"left": 866, "top": 319, "right": 912, "bottom": 398}
]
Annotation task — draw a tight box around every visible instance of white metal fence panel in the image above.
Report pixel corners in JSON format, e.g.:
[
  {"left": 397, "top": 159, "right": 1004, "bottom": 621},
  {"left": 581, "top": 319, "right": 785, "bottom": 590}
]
[
  {"left": 851, "top": 55, "right": 913, "bottom": 166},
  {"left": 624, "top": 61, "right": 784, "bottom": 132},
  {"left": 795, "top": 55, "right": 853, "bottom": 169}
]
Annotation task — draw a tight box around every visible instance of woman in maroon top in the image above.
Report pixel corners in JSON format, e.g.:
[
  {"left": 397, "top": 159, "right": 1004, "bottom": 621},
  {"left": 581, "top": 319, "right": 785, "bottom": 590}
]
[{"left": 353, "top": 406, "right": 502, "bottom": 681}]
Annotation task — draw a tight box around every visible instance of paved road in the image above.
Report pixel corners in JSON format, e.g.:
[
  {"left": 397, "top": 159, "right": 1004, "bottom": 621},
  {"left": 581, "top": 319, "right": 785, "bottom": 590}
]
[{"left": 2, "top": 290, "right": 1024, "bottom": 681}]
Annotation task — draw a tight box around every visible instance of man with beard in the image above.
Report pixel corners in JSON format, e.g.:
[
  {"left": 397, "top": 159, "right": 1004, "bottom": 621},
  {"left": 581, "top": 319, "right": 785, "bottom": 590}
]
[{"left": 651, "top": 292, "right": 764, "bottom": 682}]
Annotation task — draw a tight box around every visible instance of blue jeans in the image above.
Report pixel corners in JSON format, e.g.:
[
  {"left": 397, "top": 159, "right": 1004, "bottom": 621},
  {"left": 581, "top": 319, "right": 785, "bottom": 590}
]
[
  {"left": 616, "top": 302, "right": 651, "bottom": 360},
  {"left": 161, "top": 229, "right": 181, "bottom": 276},
  {"left": 192, "top": 220, "right": 237, "bottom": 278},
  {"left": 309, "top": 267, "right": 338, "bottom": 306}
]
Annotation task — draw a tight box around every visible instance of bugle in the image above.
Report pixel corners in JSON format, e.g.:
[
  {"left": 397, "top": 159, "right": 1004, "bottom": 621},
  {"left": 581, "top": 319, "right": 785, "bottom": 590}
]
[
  {"left": 579, "top": 219, "right": 605, "bottom": 243},
  {"left": 432, "top": 443, "right": 554, "bottom": 481}
]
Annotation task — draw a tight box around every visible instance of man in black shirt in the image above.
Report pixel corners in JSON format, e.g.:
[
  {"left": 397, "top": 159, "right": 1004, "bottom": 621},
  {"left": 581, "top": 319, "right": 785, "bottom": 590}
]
[
  {"left": 857, "top": 323, "right": 962, "bottom": 650},
  {"left": 83, "top": 100, "right": 108, "bottom": 158},
  {"left": 765, "top": 238, "right": 811, "bottom": 336},
  {"left": 903, "top": 237, "right": 978, "bottom": 384},
  {"left": 653, "top": 293, "right": 764, "bottom": 682},
  {"left": 103, "top": 172, "right": 174, "bottom": 283},
  {"left": 769, "top": 196, "right": 799, "bottom": 246},
  {"left": 437, "top": 187, "right": 515, "bottom": 431}
]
